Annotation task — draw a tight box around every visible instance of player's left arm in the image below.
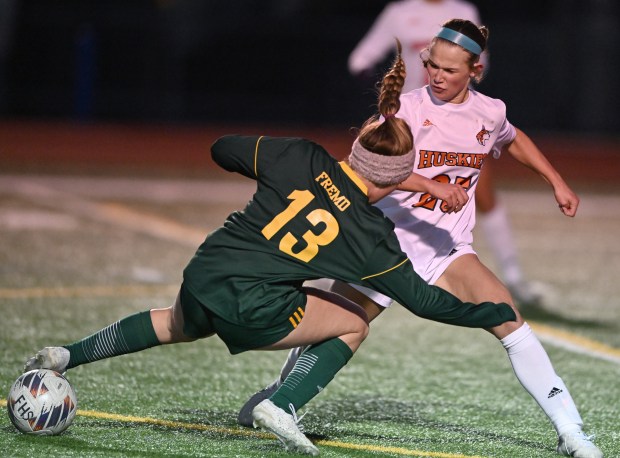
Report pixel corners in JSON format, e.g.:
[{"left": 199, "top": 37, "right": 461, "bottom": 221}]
[
  {"left": 398, "top": 172, "right": 469, "bottom": 213},
  {"left": 360, "top": 239, "right": 516, "bottom": 328},
  {"left": 503, "top": 128, "right": 580, "bottom": 217},
  {"left": 364, "top": 260, "right": 515, "bottom": 328}
]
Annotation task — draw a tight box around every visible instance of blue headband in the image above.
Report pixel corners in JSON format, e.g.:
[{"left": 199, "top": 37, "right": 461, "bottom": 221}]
[{"left": 436, "top": 27, "right": 482, "bottom": 55}]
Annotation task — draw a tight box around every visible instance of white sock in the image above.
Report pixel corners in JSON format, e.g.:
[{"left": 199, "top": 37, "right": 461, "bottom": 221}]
[
  {"left": 501, "top": 323, "right": 583, "bottom": 435},
  {"left": 478, "top": 203, "right": 522, "bottom": 286}
]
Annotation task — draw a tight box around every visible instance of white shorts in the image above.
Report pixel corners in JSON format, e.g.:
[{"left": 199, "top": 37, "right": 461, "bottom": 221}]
[{"left": 350, "top": 244, "right": 477, "bottom": 308}]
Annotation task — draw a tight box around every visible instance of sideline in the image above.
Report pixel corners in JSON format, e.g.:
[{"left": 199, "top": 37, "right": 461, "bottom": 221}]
[{"left": 0, "top": 399, "right": 484, "bottom": 458}]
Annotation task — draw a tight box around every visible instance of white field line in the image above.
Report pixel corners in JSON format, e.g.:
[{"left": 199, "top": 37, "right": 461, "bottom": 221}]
[
  {"left": 0, "top": 174, "right": 256, "bottom": 203},
  {"left": 0, "top": 175, "right": 254, "bottom": 247}
]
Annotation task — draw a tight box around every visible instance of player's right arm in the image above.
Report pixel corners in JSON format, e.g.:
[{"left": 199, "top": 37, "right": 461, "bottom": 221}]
[{"left": 211, "top": 135, "right": 264, "bottom": 180}]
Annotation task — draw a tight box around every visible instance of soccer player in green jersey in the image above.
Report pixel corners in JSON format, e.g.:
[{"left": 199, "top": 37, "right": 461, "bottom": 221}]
[{"left": 24, "top": 41, "right": 515, "bottom": 456}]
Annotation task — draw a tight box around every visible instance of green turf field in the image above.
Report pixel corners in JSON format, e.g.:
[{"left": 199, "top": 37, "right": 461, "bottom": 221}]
[{"left": 1, "top": 174, "right": 619, "bottom": 457}]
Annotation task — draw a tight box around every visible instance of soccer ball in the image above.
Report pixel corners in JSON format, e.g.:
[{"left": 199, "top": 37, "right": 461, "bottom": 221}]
[{"left": 7, "top": 369, "right": 78, "bottom": 435}]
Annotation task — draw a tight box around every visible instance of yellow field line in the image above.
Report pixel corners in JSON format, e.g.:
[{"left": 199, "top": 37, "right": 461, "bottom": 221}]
[
  {"left": 530, "top": 321, "right": 620, "bottom": 359},
  {"left": 0, "top": 399, "right": 483, "bottom": 457},
  {"left": 318, "top": 439, "right": 484, "bottom": 457}
]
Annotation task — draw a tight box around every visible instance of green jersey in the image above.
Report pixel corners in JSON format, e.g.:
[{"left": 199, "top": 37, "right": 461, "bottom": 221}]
[{"left": 183, "top": 135, "right": 514, "bottom": 344}]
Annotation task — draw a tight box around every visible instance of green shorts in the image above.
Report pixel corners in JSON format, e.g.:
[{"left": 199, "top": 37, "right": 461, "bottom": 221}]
[{"left": 179, "top": 283, "right": 305, "bottom": 355}]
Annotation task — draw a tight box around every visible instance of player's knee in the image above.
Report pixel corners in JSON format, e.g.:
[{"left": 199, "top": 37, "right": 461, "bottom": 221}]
[
  {"left": 489, "top": 308, "right": 524, "bottom": 339},
  {"left": 169, "top": 321, "right": 197, "bottom": 343},
  {"left": 161, "top": 306, "right": 195, "bottom": 343},
  {"left": 341, "top": 321, "right": 369, "bottom": 353},
  {"left": 354, "top": 319, "right": 370, "bottom": 342}
]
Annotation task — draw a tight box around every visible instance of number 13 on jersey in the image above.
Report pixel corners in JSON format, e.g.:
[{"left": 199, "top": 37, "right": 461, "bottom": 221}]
[{"left": 261, "top": 190, "right": 340, "bottom": 262}]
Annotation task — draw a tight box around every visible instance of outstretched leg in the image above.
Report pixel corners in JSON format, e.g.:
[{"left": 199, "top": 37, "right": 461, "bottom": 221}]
[{"left": 24, "top": 290, "right": 196, "bottom": 372}]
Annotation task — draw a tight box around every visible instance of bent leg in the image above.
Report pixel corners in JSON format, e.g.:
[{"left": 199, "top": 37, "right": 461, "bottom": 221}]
[
  {"left": 330, "top": 280, "right": 386, "bottom": 322},
  {"left": 436, "top": 255, "right": 586, "bottom": 437},
  {"left": 237, "top": 280, "right": 382, "bottom": 427},
  {"left": 261, "top": 288, "right": 369, "bottom": 414},
  {"left": 265, "top": 281, "right": 383, "bottom": 383},
  {"left": 264, "top": 286, "right": 369, "bottom": 352}
]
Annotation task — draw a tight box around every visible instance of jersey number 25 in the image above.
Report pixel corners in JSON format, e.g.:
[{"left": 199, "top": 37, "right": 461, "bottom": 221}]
[{"left": 415, "top": 174, "right": 474, "bottom": 212}]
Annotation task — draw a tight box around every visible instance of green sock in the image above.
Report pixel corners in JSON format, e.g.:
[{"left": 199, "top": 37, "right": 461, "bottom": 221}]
[
  {"left": 64, "top": 310, "right": 160, "bottom": 369},
  {"left": 269, "top": 337, "right": 353, "bottom": 414}
]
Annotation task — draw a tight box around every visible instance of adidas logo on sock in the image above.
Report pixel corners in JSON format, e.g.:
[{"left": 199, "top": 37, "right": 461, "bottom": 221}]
[{"left": 548, "top": 387, "right": 563, "bottom": 398}]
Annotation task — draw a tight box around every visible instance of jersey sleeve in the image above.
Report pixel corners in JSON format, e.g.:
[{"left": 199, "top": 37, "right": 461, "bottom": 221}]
[
  {"left": 491, "top": 107, "right": 517, "bottom": 159},
  {"left": 211, "top": 135, "right": 309, "bottom": 182},
  {"left": 211, "top": 135, "right": 263, "bottom": 180},
  {"left": 361, "top": 238, "right": 516, "bottom": 328}
]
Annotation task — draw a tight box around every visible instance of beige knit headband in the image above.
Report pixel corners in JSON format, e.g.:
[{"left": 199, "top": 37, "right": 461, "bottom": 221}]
[{"left": 349, "top": 139, "right": 415, "bottom": 186}]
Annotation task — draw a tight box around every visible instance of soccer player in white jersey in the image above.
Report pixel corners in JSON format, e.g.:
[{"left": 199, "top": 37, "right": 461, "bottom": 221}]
[
  {"left": 239, "top": 19, "right": 603, "bottom": 458},
  {"left": 349, "top": 0, "right": 541, "bottom": 305}
]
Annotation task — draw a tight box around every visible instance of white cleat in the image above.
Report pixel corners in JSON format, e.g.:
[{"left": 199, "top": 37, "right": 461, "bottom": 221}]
[
  {"left": 238, "top": 379, "right": 280, "bottom": 427},
  {"left": 252, "top": 399, "right": 319, "bottom": 456},
  {"left": 557, "top": 431, "right": 603, "bottom": 458},
  {"left": 24, "top": 347, "right": 70, "bottom": 373},
  {"left": 238, "top": 346, "right": 306, "bottom": 427}
]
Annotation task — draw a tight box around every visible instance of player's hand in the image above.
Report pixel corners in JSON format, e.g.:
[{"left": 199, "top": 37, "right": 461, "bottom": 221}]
[
  {"left": 428, "top": 181, "right": 469, "bottom": 213},
  {"left": 555, "top": 185, "right": 580, "bottom": 217}
]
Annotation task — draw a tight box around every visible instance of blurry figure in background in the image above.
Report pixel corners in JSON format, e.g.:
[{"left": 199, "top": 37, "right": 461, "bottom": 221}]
[
  {"left": 349, "top": 0, "right": 482, "bottom": 92},
  {"left": 348, "top": 0, "right": 542, "bottom": 306}
]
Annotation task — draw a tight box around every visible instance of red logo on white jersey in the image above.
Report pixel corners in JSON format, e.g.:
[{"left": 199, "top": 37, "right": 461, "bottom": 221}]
[
  {"left": 422, "top": 119, "right": 434, "bottom": 127},
  {"left": 476, "top": 125, "right": 492, "bottom": 145}
]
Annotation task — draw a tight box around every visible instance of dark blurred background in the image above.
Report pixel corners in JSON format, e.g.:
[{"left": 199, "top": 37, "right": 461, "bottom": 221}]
[{"left": 1, "top": 0, "right": 619, "bottom": 134}]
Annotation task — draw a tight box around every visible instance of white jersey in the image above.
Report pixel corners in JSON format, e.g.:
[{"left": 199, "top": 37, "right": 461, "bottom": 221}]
[
  {"left": 353, "top": 87, "right": 515, "bottom": 307},
  {"left": 380, "top": 86, "right": 516, "bottom": 287},
  {"left": 348, "top": 0, "right": 483, "bottom": 92}
]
